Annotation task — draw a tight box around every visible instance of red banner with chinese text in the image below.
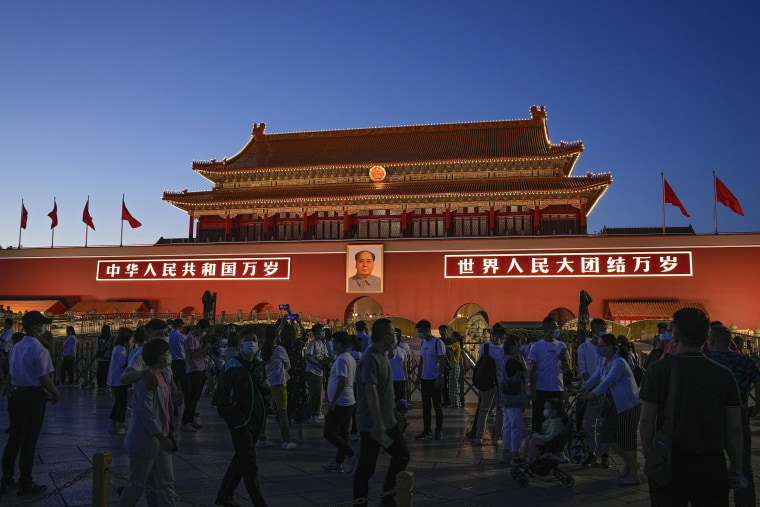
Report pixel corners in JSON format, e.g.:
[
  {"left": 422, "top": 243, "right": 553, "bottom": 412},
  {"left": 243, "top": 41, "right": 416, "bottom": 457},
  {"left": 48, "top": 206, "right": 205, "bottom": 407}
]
[
  {"left": 97, "top": 257, "right": 291, "bottom": 281},
  {"left": 444, "top": 251, "right": 692, "bottom": 278}
]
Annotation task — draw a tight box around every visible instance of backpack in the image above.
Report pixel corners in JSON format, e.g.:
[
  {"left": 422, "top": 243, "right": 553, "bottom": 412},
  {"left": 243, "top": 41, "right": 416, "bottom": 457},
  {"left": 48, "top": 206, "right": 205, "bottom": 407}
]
[{"left": 472, "top": 342, "right": 497, "bottom": 391}]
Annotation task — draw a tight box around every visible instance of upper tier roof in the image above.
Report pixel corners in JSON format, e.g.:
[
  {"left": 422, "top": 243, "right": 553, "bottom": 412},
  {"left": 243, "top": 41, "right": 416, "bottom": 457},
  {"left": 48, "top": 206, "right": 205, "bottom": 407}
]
[
  {"left": 163, "top": 174, "right": 611, "bottom": 208},
  {"left": 193, "top": 106, "right": 583, "bottom": 173}
]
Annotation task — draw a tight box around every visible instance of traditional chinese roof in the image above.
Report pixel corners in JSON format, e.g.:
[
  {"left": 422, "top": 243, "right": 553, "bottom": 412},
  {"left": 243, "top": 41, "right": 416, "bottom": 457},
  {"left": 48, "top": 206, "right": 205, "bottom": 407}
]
[
  {"left": 606, "top": 300, "right": 709, "bottom": 321},
  {"left": 164, "top": 174, "right": 611, "bottom": 214},
  {"left": 0, "top": 300, "right": 68, "bottom": 316},
  {"left": 601, "top": 226, "right": 696, "bottom": 236},
  {"left": 69, "top": 301, "right": 150, "bottom": 315},
  {"left": 191, "top": 106, "right": 583, "bottom": 179}
]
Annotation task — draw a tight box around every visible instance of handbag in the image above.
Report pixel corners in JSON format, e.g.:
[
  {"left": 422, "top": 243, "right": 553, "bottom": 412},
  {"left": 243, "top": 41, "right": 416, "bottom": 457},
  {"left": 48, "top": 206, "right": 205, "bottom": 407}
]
[{"left": 644, "top": 355, "right": 677, "bottom": 486}]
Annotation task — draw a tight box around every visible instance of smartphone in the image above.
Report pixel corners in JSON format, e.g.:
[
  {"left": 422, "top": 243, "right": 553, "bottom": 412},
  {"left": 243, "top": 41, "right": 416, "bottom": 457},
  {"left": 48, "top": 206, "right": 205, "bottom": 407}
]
[
  {"left": 287, "top": 313, "right": 296, "bottom": 319},
  {"left": 279, "top": 304, "right": 289, "bottom": 310}
]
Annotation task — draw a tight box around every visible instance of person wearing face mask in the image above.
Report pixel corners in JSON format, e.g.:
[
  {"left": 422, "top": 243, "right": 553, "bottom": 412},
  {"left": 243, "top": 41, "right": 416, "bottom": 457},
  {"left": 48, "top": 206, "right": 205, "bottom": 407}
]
[
  {"left": 576, "top": 318, "right": 611, "bottom": 468},
  {"left": 107, "top": 327, "right": 134, "bottom": 435},
  {"left": 353, "top": 318, "right": 410, "bottom": 506},
  {"left": 579, "top": 333, "right": 642, "bottom": 486},
  {"left": 415, "top": 319, "right": 446, "bottom": 441},
  {"left": 1, "top": 311, "right": 60, "bottom": 496},
  {"left": 118, "top": 338, "right": 178, "bottom": 507},
  {"left": 182, "top": 319, "right": 214, "bottom": 432},
  {"left": 321, "top": 331, "right": 357, "bottom": 474},
  {"left": 525, "top": 398, "right": 564, "bottom": 462},
  {"left": 213, "top": 329, "right": 269, "bottom": 507},
  {"left": 305, "top": 324, "right": 328, "bottom": 425},
  {"left": 528, "top": 317, "right": 570, "bottom": 433}
]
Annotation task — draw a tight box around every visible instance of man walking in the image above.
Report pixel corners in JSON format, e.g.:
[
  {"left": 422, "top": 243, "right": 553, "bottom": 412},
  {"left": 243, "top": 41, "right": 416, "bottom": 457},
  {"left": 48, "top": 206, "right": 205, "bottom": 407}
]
[
  {"left": 214, "top": 328, "right": 268, "bottom": 507},
  {"left": 353, "top": 318, "right": 410, "bottom": 506},
  {"left": 1, "top": 311, "right": 60, "bottom": 495},
  {"left": 640, "top": 308, "right": 743, "bottom": 507},
  {"left": 183, "top": 319, "right": 213, "bottom": 432}
]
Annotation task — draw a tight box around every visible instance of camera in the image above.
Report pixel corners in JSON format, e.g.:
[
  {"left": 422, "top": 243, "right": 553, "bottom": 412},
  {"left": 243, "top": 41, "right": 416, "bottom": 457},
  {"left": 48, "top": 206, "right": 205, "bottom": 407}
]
[{"left": 279, "top": 304, "right": 290, "bottom": 310}]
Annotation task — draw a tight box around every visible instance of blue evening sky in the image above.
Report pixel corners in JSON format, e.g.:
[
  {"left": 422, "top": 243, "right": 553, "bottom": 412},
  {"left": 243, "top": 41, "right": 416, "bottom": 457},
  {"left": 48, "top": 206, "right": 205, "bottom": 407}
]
[{"left": 1, "top": 1, "right": 758, "bottom": 248}]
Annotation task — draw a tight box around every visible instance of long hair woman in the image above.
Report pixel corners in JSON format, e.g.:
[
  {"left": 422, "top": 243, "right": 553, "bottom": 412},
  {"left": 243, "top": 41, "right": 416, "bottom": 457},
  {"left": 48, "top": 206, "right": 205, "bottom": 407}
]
[{"left": 107, "top": 327, "right": 133, "bottom": 434}]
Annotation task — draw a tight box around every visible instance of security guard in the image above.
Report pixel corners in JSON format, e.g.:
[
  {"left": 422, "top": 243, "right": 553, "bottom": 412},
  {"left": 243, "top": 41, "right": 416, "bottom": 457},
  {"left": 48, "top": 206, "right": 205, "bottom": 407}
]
[{"left": 0, "top": 311, "right": 60, "bottom": 496}]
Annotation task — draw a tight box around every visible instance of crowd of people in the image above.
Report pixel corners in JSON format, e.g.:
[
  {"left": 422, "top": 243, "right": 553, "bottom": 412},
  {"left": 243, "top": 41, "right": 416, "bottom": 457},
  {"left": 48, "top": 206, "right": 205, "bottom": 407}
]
[{"left": 0, "top": 307, "right": 756, "bottom": 507}]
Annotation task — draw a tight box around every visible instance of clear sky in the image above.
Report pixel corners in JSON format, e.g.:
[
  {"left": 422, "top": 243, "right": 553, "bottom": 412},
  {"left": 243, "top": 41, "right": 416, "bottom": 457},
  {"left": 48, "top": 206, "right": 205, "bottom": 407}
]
[{"left": 2, "top": 1, "right": 758, "bottom": 248}]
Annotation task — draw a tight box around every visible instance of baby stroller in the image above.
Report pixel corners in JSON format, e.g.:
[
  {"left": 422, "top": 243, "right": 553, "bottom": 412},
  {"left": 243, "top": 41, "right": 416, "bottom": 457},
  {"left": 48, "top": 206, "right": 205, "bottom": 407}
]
[{"left": 511, "top": 397, "right": 576, "bottom": 488}]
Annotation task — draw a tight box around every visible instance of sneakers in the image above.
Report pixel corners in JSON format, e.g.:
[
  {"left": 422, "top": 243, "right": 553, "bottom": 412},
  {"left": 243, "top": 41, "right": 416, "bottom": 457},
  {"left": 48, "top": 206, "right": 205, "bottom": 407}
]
[
  {"left": 322, "top": 460, "right": 344, "bottom": 473},
  {"left": 344, "top": 454, "right": 358, "bottom": 474},
  {"left": 617, "top": 476, "right": 641, "bottom": 487},
  {"left": 18, "top": 482, "right": 47, "bottom": 496},
  {"left": 307, "top": 416, "right": 323, "bottom": 426},
  {"left": 434, "top": 431, "right": 443, "bottom": 441},
  {"left": 182, "top": 423, "right": 198, "bottom": 433},
  {"left": 190, "top": 420, "right": 203, "bottom": 429},
  {"left": 282, "top": 441, "right": 297, "bottom": 450},
  {"left": 600, "top": 454, "right": 612, "bottom": 468},
  {"left": 117, "top": 423, "right": 127, "bottom": 435},
  {"left": 581, "top": 452, "right": 596, "bottom": 467},
  {"left": 510, "top": 457, "right": 527, "bottom": 467},
  {"left": 256, "top": 440, "right": 274, "bottom": 448},
  {"left": 415, "top": 431, "right": 433, "bottom": 440}
]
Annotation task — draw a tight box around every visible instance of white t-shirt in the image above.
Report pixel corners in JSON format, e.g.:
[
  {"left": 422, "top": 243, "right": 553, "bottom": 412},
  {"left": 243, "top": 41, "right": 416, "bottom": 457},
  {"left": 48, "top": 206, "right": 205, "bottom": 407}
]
[
  {"left": 419, "top": 337, "right": 445, "bottom": 380},
  {"left": 305, "top": 339, "right": 328, "bottom": 376},
  {"left": 390, "top": 345, "right": 409, "bottom": 381},
  {"left": 527, "top": 339, "right": 568, "bottom": 392},
  {"left": 327, "top": 352, "right": 356, "bottom": 406},
  {"left": 9, "top": 336, "right": 53, "bottom": 387}
]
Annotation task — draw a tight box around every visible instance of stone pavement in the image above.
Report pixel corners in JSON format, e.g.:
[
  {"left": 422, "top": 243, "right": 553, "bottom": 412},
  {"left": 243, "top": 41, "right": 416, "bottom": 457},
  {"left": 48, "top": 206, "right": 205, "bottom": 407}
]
[{"left": 0, "top": 385, "right": 758, "bottom": 506}]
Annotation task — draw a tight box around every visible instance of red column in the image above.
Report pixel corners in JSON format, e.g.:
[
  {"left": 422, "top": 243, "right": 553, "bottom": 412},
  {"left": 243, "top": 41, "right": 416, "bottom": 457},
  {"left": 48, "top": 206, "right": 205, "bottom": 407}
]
[
  {"left": 534, "top": 207, "right": 541, "bottom": 235},
  {"left": 401, "top": 209, "right": 407, "bottom": 237},
  {"left": 188, "top": 215, "right": 194, "bottom": 241},
  {"left": 489, "top": 206, "right": 495, "bottom": 236},
  {"left": 580, "top": 203, "right": 587, "bottom": 234},
  {"left": 445, "top": 207, "right": 450, "bottom": 237}
]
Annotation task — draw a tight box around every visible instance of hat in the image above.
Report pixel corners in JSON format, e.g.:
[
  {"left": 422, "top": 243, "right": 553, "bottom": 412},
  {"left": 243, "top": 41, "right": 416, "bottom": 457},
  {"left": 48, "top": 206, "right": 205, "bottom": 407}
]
[{"left": 21, "top": 311, "right": 52, "bottom": 330}]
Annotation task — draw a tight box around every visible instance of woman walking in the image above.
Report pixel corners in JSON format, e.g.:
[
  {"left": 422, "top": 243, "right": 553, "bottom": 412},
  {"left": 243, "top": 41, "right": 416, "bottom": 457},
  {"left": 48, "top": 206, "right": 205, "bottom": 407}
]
[{"left": 262, "top": 327, "right": 296, "bottom": 449}]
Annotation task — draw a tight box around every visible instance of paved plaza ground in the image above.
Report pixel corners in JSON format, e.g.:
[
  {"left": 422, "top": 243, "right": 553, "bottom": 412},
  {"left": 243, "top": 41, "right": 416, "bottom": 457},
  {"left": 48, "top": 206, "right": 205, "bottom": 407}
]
[{"left": 0, "top": 384, "right": 758, "bottom": 506}]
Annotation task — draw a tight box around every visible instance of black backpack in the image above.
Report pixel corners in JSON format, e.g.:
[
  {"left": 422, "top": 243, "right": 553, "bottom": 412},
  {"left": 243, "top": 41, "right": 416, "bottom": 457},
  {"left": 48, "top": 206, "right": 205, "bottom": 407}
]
[{"left": 472, "top": 342, "right": 497, "bottom": 391}]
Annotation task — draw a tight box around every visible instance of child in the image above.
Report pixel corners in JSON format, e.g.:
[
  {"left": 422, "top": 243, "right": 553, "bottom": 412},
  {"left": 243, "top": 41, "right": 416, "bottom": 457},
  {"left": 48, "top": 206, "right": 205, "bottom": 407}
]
[
  {"left": 321, "top": 332, "right": 357, "bottom": 473},
  {"left": 526, "top": 398, "right": 564, "bottom": 462}
]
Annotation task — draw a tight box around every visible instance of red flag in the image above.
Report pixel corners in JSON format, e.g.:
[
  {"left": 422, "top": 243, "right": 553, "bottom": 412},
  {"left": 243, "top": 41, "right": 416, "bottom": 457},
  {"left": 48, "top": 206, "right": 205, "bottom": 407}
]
[
  {"left": 47, "top": 200, "right": 58, "bottom": 229},
  {"left": 121, "top": 199, "right": 142, "bottom": 228},
  {"left": 715, "top": 177, "right": 744, "bottom": 216},
  {"left": 20, "top": 203, "right": 28, "bottom": 229},
  {"left": 663, "top": 178, "right": 690, "bottom": 217},
  {"left": 83, "top": 198, "right": 95, "bottom": 230}
]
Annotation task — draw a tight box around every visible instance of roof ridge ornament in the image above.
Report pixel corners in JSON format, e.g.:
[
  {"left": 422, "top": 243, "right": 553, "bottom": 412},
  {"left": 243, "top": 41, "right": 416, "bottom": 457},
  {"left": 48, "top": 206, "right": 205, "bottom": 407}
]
[
  {"left": 530, "top": 105, "right": 547, "bottom": 121},
  {"left": 252, "top": 122, "right": 267, "bottom": 141}
]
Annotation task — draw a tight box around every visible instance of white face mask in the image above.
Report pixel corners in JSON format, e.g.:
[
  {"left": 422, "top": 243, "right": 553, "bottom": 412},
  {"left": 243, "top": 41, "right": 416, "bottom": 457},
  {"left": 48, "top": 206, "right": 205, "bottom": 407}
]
[{"left": 162, "top": 353, "right": 172, "bottom": 369}]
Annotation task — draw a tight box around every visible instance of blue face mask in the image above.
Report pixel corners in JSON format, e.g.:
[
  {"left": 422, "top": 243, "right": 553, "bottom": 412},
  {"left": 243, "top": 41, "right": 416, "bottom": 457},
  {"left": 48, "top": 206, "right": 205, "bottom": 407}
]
[
  {"left": 418, "top": 332, "right": 426, "bottom": 340},
  {"left": 551, "top": 329, "right": 560, "bottom": 339},
  {"left": 660, "top": 332, "right": 672, "bottom": 342},
  {"left": 596, "top": 346, "right": 606, "bottom": 357},
  {"left": 242, "top": 341, "right": 257, "bottom": 355}
]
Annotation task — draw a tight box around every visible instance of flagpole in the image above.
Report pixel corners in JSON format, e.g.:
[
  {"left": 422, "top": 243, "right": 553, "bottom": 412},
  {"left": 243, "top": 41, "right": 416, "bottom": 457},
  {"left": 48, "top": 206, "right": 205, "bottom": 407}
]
[
  {"left": 120, "top": 194, "right": 124, "bottom": 247},
  {"left": 18, "top": 199, "right": 23, "bottom": 249},
  {"left": 51, "top": 198, "right": 55, "bottom": 248},
  {"left": 661, "top": 173, "right": 665, "bottom": 234},
  {"left": 713, "top": 171, "right": 718, "bottom": 235}
]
